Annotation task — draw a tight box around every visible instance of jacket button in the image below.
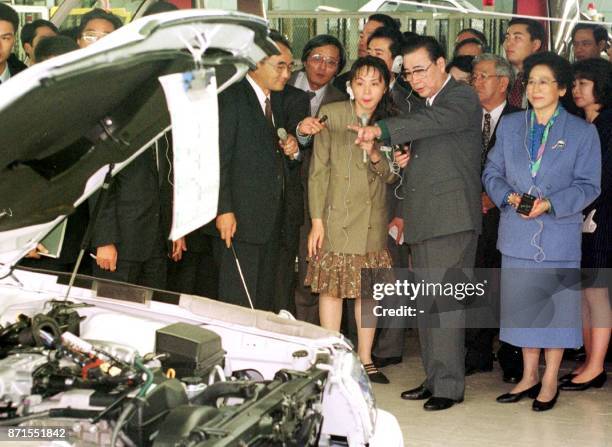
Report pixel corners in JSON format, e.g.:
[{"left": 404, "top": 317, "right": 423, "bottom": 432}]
[
  {"left": 411, "top": 188, "right": 416, "bottom": 192},
  {"left": 414, "top": 154, "right": 419, "bottom": 159},
  {"left": 366, "top": 200, "right": 370, "bottom": 205},
  {"left": 345, "top": 176, "right": 349, "bottom": 180},
  {"left": 368, "top": 225, "right": 372, "bottom": 229}
]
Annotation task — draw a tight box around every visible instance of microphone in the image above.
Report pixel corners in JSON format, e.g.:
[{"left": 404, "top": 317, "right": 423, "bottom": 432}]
[
  {"left": 359, "top": 113, "right": 369, "bottom": 163},
  {"left": 277, "top": 128, "right": 295, "bottom": 160}
]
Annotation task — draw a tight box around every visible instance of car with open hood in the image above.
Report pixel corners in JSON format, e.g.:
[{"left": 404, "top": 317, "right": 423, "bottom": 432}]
[{"left": 0, "top": 9, "right": 403, "bottom": 447}]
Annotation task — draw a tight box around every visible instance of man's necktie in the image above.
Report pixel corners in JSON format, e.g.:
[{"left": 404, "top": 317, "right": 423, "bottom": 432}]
[
  {"left": 307, "top": 91, "right": 316, "bottom": 100},
  {"left": 264, "top": 97, "right": 274, "bottom": 129},
  {"left": 482, "top": 112, "right": 492, "bottom": 167},
  {"left": 508, "top": 72, "right": 524, "bottom": 109}
]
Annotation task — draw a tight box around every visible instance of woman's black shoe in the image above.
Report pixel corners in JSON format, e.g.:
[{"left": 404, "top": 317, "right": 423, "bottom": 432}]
[
  {"left": 532, "top": 390, "right": 559, "bottom": 412},
  {"left": 496, "top": 382, "right": 541, "bottom": 403},
  {"left": 558, "top": 372, "right": 577, "bottom": 383},
  {"left": 364, "top": 363, "right": 389, "bottom": 384},
  {"left": 559, "top": 371, "right": 606, "bottom": 391}
]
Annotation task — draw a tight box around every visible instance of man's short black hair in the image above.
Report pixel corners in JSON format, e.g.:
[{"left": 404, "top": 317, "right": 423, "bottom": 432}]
[
  {"left": 268, "top": 29, "right": 292, "bottom": 52},
  {"left": 446, "top": 55, "right": 474, "bottom": 74},
  {"left": 456, "top": 27, "right": 487, "bottom": 47},
  {"left": 34, "top": 35, "right": 78, "bottom": 62},
  {"left": 20, "top": 19, "right": 59, "bottom": 48},
  {"left": 301, "top": 34, "right": 346, "bottom": 74},
  {"left": 573, "top": 58, "right": 612, "bottom": 110},
  {"left": 367, "top": 26, "right": 404, "bottom": 58},
  {"left": 571, "top": 23, "right": 609, "bottom": 45},
  {"left": 401, "top": 35, "right": 445, "bottom": 62},
  {"left": 507, "top": 18, "right": 546, "bottom": 47},
  {"left": 0, "top": 3, "right": 19, "bottom": 33},
  {"left": 78, "top": 8, "right": 123, "bottom": 37},
  {"left": 143, "top": 1, "right": 178, "bottom": 16},
  {"left": 453, "top": 37, "right": 485, "bottom": 56},
  {"left": 368, "top": 13, "right": 400, "bottom": 31}
]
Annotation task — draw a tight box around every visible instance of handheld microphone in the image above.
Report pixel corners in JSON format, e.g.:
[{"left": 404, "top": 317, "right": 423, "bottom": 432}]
[
  {"left": 277, "top": 128, "right": 295, "bottom": 160},
  {"left": 359, "top": 113, "right": 369, "bottom": 163}
]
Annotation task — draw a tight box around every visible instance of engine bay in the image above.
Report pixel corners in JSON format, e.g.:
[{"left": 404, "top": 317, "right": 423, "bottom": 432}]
[{"left": 0, "top": 300, "right": 329, "bottom": 446}]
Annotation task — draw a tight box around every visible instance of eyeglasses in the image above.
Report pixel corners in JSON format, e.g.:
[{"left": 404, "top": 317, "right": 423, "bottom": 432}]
[
  {"left": 524, "top": 79, "right": 558, "bottom": 88},
  {"left": 266, "top": 61, "right": 295, "bottom": 74},
  {"left": 81, "top": 31, "right": 109, "bottom": 43},
  {"left": 470, "top": 72, "right": 503, "bottom": 83},
  {"left": 402, "top": 62, "right": 433, "bottom": 81},
  {"left": 308, "top": 53, "right": 339, "bottom": 69}
]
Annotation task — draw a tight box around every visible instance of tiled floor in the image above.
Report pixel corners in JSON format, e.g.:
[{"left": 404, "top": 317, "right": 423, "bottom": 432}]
[{"left": 372, "top": 332, "right": 612, "bottom": 447}]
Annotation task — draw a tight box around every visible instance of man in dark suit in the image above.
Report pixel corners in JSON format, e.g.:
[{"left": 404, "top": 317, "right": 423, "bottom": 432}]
[
  {"left": 468, "top": 53, "right": 523, "bottom": 382},
  {"left": 288, "top": 34, "right": 347, "bottom": 324},
  {"left": 90, "top": 146, "right": 170, "bottom": 289},
  {"left": 0, "top": 4, "right": 26, "bottom": 83},
  {"left": 352, "top": 36, "right": 482, "bottom": 411},
  {"left": 272, "top": 83, "right": 310, "bottom": 313},
  {"left": 203, "top": 32, "right": 300, "bottom": 311}
]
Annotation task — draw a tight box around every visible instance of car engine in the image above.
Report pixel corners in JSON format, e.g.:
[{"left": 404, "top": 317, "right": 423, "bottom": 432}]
[{"left": 0, "top": 301, "right": 328, "bottom": 446}]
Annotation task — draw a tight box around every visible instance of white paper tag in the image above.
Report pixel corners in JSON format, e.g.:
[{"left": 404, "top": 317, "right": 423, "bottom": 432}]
[{"left": 159, "top": 69, "right": 219, "bottom": 241}]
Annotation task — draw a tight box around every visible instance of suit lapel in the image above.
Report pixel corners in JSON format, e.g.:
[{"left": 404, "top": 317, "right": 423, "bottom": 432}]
[{"left": 512, "top": 111, "right": 536, "bottom": 188}]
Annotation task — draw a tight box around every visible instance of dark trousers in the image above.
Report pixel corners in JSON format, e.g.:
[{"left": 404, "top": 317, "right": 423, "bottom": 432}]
[
  {"left": 93, "top": 256, "right": 167, "bottom": 290},
  {"left": 373, "top": 236, "right": 411, "bottom": 359},
  {"left": 294, "top": 219, "right": 320, "bottom": 324},
  {"left": 274, "top": 227, "right": 299, "bottom": 314},
  {"left": 212, "top": 233, "right": 281, "bottom": 312},
  {"left": 166, "top": 237, "right": 218, "bottom": 298},
  {"left": 410, "top": 230, "right": 477, "bottom": 400}
]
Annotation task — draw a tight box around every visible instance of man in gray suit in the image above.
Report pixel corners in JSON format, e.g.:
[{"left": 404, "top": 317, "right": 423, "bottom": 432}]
[
  {"left": 289, "top": 34, "right": 347, "bottom": 325},
  {"left": 351, "top": 36, "right": 482, "bottom": 411}
]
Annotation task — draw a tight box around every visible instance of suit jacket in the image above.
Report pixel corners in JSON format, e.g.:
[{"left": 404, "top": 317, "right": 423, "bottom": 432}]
[
  {"left": 309, "top": 101, "right": 397, "bottom": 255},
  {"left": 381, "top": 77, "right": 483, "bottom": 245},
  {"left": 483, "top": 107, "right": 601, "bottom": 261},
  {"left": 202, "top": 78, "right": 287, "bottom": 245},
  {"left": 90, "top": 149, "right": 166, "bottom": 262},
  {"left": 476, "top": 102, "right": 522, "bottom": 268},
  {"left": 288, "top": 71, "right": 348, "bottom": 223},
  {"left": 7, "top": 54, "right": 26, "bottom": 77},
  {"left": 390, "top": 79, "right": 423, "bottom": 116},
  {"left": 271, "top": 85, "right": 310, "bottom": 240}
]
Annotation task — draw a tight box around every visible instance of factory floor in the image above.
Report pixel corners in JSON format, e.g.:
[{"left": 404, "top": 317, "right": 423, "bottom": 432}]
[{"left": 372, "top": 331, "right": 612, "bottom": 447}]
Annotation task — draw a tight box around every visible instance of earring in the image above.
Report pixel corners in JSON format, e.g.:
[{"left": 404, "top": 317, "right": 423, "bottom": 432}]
[{"left": 346, "top": 81, "right": 354, "bottom": 100}]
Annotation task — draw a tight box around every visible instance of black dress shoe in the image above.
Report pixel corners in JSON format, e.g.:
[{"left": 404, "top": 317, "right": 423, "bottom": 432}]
[
  {"left": 558, "top": 372, "right": 578, "bottom": 383},
  {"left": 559, "top": 371, "right": 606, "bottom": 391},
  {"left": 400, "top": 384, "right": 432, "bottom": 400},
  {"left": 532, "top": 390, "right": 559, "bottom": 412},
  {"left": 372, "top": 355, "right": 402, "bottom": 368},
  {"left": 423, "top": 396, "right": 463, "bottom": 411},
  {"left": 496, "top": 382, "right": 541, "bottom": 403}
]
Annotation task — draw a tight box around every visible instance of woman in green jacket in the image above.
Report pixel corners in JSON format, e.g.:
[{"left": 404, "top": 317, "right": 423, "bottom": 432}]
[{"left": 306, "top": 56, "right": 403, "bottom": 384}]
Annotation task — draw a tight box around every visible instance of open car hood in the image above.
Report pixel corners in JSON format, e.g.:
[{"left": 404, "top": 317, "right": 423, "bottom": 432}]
[{"left": 0, "top": 10, "right": 276, "bottom": 272}]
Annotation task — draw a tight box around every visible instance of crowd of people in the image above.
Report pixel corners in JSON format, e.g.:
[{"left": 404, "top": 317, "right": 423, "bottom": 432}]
[{"left": 1, "top": 2, "right": 610, "bottom": 413}]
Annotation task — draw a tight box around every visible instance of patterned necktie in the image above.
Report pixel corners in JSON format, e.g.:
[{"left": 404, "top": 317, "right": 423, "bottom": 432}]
[
  {"left": 264, "top": 97, "right": 274, "bottom": 129},
  {"left": 508, "top": 72, "right": 524, "bottom": 109},
  {"left": 482, "top": 112, "right": 492, "bottom": 167}
]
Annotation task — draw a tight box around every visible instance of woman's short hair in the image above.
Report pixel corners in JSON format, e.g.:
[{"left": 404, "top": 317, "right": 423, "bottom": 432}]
[
  {"left": 523, "top": 51, "right": 573, "bottom": 90},
  {"left": 573, "top": 58, "right": 612, "bottom": 109}
]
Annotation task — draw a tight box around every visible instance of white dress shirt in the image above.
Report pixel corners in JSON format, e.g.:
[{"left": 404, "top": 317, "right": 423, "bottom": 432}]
[
  {"left": 482, "top": 100, "right": 506, "bottom": 132},
  {"left": 426, "top": 74, "right": 451, "bottom": 106},
  {"left": 293, "top": 70, "right": 326, "bottom": 116},
  {"left": 0, "top": 64, "right": 10, "bottom": 84}
]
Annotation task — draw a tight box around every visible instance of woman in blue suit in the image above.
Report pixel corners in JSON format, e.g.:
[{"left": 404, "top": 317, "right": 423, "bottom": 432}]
[{"left": 483, "top": 52, "right": 601, "bottom": 411}]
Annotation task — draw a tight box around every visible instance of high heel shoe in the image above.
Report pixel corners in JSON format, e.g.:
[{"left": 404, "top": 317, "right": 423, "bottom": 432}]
[
  {"left": 363, "top": 363, "right": 389, "bottom": 384},
  {"left": 496, "top": 382, "right": 541, "bottom": 403},
  {"left": 532, "top": 389, "right": 559, "bottom": 412},
  {"left": 558, "top": 372, "right": 577, "bottom": 383},
  {"left": 559, "top": 371, "right": 607, "bottom": 391}
]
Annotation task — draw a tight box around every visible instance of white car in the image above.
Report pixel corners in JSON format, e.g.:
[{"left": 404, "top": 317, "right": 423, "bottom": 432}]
[{"left": 0, "top": 10, "right": 403, "bottom": 447}]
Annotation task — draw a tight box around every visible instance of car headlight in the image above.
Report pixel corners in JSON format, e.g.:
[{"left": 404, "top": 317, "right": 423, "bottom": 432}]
[{"left": 343, "top": 351, "right": 377, "bottom": 429}]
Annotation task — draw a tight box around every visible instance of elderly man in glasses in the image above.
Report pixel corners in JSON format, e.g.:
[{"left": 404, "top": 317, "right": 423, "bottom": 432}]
[
  {"left": 466, "top": 53, "right": 524, "bottom": 383},
  {"left": 77, "top": 8, "right": 123, "bottom": 49}
]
